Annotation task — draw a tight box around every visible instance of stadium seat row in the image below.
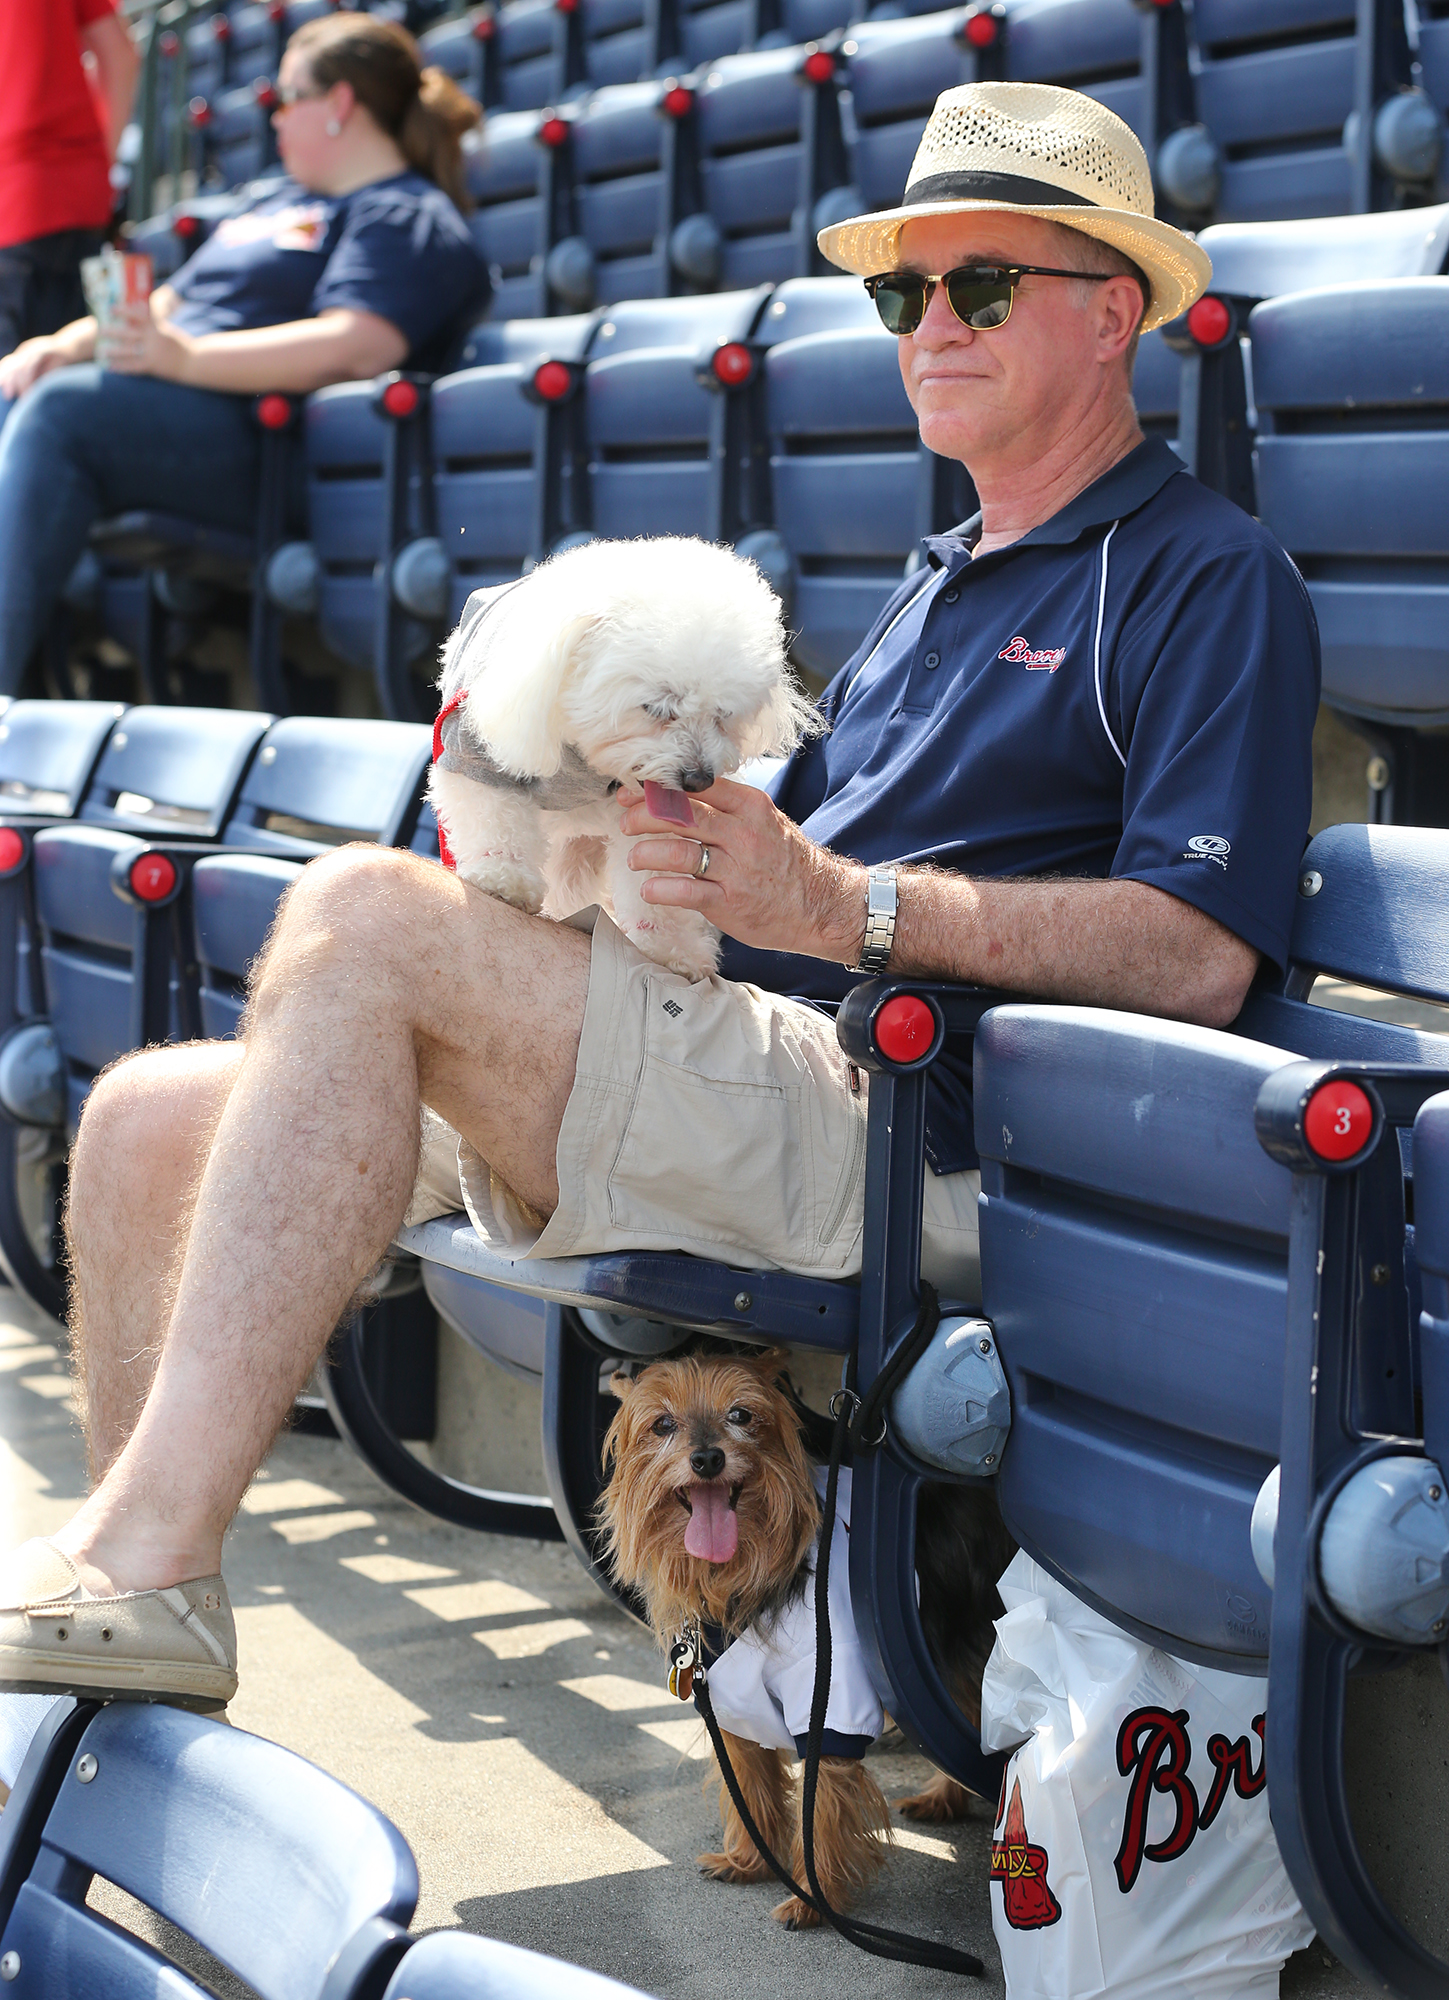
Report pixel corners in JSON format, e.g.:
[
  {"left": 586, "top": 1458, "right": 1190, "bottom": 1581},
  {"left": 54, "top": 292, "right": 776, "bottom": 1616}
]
[{"left": 144, "top": 0, "right": 1448, "bottom": 243}]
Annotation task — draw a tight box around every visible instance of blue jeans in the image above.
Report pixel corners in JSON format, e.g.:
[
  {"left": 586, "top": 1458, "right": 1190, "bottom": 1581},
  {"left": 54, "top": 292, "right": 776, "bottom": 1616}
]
[{"left": 0, "top": 366, "right": 262, "bottom": 692}]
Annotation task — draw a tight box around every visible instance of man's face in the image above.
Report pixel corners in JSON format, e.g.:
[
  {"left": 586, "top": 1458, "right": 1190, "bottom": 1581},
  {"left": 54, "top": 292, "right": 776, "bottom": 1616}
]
[{"left": 888, "top": 211, "right": 1139, "bottom": 470}]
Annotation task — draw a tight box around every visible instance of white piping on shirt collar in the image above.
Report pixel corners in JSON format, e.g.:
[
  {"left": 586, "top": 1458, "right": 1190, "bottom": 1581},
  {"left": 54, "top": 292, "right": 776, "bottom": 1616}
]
[
  {"left": 840, "top": 566, "right": 940, "bottom": 710},
  {"left": 1093, "top": 520, "right": 1126, "bottom": 769}
]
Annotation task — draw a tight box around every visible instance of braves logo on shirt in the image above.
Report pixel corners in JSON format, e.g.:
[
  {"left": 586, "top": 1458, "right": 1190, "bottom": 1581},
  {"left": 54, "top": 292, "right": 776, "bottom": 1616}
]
[
  {"left": 214, "top": 202, "right": 330, "bottom": 252},
  {"left": 998, "top": 635, "right": 1067, "bottom": 672}
]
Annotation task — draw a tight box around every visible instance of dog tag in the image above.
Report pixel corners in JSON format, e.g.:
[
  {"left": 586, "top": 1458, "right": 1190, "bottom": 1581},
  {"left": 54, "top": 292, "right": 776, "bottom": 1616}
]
[{"left": 668, "top": 1633, "right": 696, "bottom": 1701}]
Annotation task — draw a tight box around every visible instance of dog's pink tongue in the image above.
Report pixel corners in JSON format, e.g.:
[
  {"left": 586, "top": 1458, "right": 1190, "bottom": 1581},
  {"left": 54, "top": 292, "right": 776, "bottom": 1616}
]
[
  {"left": 684, "top": 1484, "right": 738, "bottom": 1564},
  {"left": 643, "top": 780, "right": 695, "bottom": 827}
]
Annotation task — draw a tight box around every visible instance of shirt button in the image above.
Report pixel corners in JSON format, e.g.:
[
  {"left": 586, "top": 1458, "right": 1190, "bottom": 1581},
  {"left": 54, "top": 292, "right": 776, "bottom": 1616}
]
[
  {"left": 923, "top": 650, "right": 940, "bottom": 670},
  {"left": 943, "top": 589, "right": 960, "bottom": 604}
]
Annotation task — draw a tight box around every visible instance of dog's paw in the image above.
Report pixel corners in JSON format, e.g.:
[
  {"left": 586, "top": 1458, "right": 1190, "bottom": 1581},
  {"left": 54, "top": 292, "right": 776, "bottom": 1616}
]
[
  {"left": 896, "top": 1773, "right": 974, "bottom": 1822},
  {"left": 619, "top": 918, "right": 719, "bottom": 982},
  {"left": 698, "top": 1849, "right": 772, "bottom": 1884},
  {"left": 774, "top": 1895, "right": 823, "bottom": 1930},
  {"left": 457, "top": 859, "right": 546, "bottom": 914}
]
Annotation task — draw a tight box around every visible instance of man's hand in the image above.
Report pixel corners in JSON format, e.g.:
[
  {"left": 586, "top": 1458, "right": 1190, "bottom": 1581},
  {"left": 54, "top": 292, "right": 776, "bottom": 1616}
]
[
  {"left": 102, "top": 300, "right": 195, "bottom": 382},
  {"left": 622, "top": 779, "right": 867, "bottom": 963}
]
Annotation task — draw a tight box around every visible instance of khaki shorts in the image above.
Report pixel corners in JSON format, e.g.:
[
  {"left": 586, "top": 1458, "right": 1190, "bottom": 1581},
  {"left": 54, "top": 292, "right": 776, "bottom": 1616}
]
[{"left": 407, "top": 912, "right": 981, "bottom": 1301}]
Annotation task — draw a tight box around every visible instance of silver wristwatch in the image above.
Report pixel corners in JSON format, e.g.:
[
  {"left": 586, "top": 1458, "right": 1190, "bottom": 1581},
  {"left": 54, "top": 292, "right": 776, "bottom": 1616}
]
[{"left": 853, "top": 864, "right": 898, "bottom": 975}]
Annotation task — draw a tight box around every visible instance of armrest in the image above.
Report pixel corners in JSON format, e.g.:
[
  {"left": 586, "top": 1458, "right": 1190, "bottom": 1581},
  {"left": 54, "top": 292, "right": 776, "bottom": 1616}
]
[
  {"left": 1257, "top": 1059, "right": 1449, "bottom": 1999},
  {"left": 836, "top": 977, "right": 1008, "bottom": 1074}
]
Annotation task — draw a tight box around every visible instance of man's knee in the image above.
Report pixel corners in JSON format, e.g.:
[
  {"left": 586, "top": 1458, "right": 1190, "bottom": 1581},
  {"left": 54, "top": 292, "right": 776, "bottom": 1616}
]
[
  {"left": 248, "top": 843, "right": 453, "bottom": 1013},
  {"left": 73, "top": 1043, "right": 239, "bottom": 1182}
]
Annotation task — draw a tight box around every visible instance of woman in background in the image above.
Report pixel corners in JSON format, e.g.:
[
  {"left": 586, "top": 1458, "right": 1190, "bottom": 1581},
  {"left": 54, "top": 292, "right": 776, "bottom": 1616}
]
[{"left": 0, "top": 12, "right": 489, "bottom": 692}]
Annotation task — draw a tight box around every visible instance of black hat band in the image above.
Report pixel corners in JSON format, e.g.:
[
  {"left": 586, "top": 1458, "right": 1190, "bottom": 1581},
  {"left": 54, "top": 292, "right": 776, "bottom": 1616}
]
[{"left": 903, "top": 168, "right": 1098, "bottom": 208}]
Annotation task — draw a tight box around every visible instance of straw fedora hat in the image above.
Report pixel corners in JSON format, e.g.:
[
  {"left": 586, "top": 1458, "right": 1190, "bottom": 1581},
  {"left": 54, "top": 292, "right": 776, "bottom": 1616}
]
[{"left": 817, "top": 81, "right": 1211, "bottom": 333}]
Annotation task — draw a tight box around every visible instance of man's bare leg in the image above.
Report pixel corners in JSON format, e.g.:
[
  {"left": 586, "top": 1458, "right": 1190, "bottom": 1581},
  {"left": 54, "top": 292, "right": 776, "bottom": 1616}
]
[
  {"left": 45, "top": 846, "right": 590, "bottom": 1597},
  {"left": 66, "top": 1041, "right": 242, "bottom": 1480}
]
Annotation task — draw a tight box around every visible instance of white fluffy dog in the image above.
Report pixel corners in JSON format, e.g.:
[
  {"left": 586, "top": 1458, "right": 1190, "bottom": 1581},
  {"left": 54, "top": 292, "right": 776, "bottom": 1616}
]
[{"left": 428, "top": 536, "right": 818, "bottom": 980}]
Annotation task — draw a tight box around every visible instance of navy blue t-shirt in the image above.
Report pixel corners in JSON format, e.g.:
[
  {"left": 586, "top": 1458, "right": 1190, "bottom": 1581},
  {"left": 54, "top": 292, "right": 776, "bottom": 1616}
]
[
  {"left": 166, "top": 172, "right": 490, "bottom": 371},
  {"left": 720, "top": 437, "right": 1322, "bottom": 1174}
]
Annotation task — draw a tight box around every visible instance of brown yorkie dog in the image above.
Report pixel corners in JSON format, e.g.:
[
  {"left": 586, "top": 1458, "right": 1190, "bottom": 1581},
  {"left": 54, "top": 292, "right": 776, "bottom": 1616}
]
[{"left": 597, "top": 1344, "right": 1015, "bottom": 1927}]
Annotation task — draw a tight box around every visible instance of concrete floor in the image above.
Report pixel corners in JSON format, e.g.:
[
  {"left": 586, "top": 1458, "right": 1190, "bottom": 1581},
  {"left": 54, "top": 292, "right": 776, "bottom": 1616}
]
[{"left": 0, "top": 1289, "right": 1379, "bottom": 2000}]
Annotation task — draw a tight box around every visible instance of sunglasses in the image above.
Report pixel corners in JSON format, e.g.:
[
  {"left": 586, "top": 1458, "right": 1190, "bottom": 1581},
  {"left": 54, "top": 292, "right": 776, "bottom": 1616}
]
[
  {"left": 863, "top": 263, "right": 1121, "bottom": 336},
  {"left": 274, "top": 82, "right": 326, "bottom": 108}
]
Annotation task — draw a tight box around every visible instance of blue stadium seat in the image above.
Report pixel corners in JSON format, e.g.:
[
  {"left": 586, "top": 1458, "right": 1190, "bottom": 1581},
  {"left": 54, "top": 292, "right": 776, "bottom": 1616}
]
[
  {"left": 1257, "top": 1056, "right": 1449, "bottom": 1998},
  {"left": 1250, "top": 278, "right": 1449, "bottom": 825},
  {"left": 580, "top": 289, "right": 770, "bottom": 540},
  {"left": 974, "top": 1004, "right": 1298, "bottom": 1664},
  {"left": 224, "top": 1, "right": 288, "bottom": 84},
  {"left": 970, "top": 819, "right": 1449, "bottom": 1672},
  {"left": 426, "top": 312, "right": 595, "bottom": 619},
  {"left": 207, "top": 78, "right": 279, "bottom": 188},
  {"left": 381, "top": 1931, "right": 656, "bottom": 1999},
  {"left": 0, "top": 705, "right": 130, "bottom": 1314},
  {"left": 1187, "top": 0, "right": 1364, "bottom": 221},
  {"left": 303, "top": 374, "right": 440, "bottom": 716},
  {"left": 687, "top": 44, "right": 851, "bottom": 287},
  {"left": 554, "top": 81, "right": 674, "bottom": 307},
  {"left": 759, "top": 287, "right": 921, "bottom": 677},
  {"left": 183, "top": 10, "right": 229, "bottom": 109},
  {"left": 1159, "top": 205, "right": 1449, "bottom": 514},
  {"left": 666, "top": 0, "right": 754, "bottom": 69},
  {"left": 30, "top": 708, "right": 274, "bottom": 1134},
  {"left": 1132, "top": 329, "right": 1180, "bottom": 448},
  {"left": 0, "top": 1698, "right": 418, "bottom": 2000},
  {"left": 190, "top": 714, "right": 435, "bottom": 1036},
  {"left": 85, "top": 387, "right": 305, "bottom": 714},
  {"left": 462, "top": 110, "right": 554, "bottom": 320},
  {"left": 838, "top": 9, "right": 980, "bottom": 222},
  {"left": 491, "top": 0, "right": 568, "bottom": 109},
  {"left": 1001, "top": 0, "right": 1148, "bottom": 139},
  {"left": 570, "top": 0, "right": 654, "bottom": 88},
  {"left": 419, "top": 9, "right": 491, "bottom": 98}
]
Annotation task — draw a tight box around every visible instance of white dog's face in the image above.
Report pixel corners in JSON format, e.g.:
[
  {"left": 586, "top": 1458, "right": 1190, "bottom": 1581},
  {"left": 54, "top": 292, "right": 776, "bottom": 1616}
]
[
  {"left": 557, "top": 649, "right": 778, "bottom": 797},
  {"left": 437, "top": 535, "right": 819, "bottom": 791}
]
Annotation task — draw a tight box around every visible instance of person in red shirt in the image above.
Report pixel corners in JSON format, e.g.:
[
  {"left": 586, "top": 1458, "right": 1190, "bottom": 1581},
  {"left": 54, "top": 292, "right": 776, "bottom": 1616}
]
[{"left": 0, "top": 0, "right": 139, "bottom": 357}]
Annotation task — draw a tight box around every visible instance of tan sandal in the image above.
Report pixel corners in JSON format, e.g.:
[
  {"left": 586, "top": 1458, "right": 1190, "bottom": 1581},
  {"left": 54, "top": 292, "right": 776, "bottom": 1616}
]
[{"left": 0, "top": 1538, "right": 236, "bottom": 1711}]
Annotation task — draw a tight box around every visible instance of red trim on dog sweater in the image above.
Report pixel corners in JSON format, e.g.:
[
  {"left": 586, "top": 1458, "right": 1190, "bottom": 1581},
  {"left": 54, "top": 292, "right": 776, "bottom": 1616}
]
[{"left": 432, "top": 691, "right": 465, "bottom": 872}]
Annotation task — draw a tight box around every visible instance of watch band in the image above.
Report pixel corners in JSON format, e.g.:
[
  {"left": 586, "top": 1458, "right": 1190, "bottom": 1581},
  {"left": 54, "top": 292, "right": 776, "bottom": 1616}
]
[{"left": 853, "top": 864, "right": 898, "bottom": 975}]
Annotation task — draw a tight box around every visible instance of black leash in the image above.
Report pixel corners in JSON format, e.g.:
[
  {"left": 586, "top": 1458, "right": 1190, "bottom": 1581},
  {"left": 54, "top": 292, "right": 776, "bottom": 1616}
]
[{"left": 693, "top": 1286, "right": 983, "bottom": 1976}]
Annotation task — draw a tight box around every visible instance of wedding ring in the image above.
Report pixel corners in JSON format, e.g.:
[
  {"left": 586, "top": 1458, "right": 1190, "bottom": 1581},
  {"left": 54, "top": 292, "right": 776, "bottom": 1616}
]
[{"left": 694, "top": 843, "right": 711, "bottom": 879}]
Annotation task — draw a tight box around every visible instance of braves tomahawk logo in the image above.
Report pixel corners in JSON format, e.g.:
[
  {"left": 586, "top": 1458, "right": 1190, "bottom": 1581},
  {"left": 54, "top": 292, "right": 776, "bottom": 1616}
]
[
  {"left": 998, "top": 635, "right": 1067, "bottom": 672},
  {"left": 990, "top": 1776, "right": 1062, "bottom": 1929}
]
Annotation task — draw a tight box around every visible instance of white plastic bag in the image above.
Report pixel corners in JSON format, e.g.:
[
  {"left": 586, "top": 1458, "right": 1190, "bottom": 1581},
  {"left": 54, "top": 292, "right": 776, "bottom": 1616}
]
[{"left": 980, "top": 1553, "right": 1314, "bottom": 2000}]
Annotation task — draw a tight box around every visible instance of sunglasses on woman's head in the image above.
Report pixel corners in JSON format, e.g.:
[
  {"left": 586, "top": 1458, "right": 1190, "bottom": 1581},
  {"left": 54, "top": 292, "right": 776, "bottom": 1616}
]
[{"left": 863, "top": 263, "right": 1122, "bottom": 336}]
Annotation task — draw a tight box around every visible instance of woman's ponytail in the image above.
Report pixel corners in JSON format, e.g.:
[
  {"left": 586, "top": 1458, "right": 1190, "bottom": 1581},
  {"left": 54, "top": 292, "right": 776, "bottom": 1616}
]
[
  {"left": 289, "top": 13, "right": 482, "bottom": 211},
  {"left": 399, "top": 66, "right": 482, "bottom": 213}
]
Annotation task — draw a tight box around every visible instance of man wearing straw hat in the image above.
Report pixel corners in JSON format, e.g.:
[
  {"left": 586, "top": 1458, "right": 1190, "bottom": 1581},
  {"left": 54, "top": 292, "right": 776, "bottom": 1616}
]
[{"left": 0, "top": 85, "right": 1317, "bottom": 1775}]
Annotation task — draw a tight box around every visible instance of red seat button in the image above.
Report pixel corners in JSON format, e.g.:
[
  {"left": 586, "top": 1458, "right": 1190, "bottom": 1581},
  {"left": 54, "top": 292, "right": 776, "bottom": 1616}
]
[
  {"left": 130, "top": 854, "right": 177, "bottom": 903},
  {"left": 874, "top": 995, "right": 935, "bottom": 1064},
  {"left": 0, "top": 828, "right": 23, "bottom": 873},
  {"left": 1303, "top": 1079, "right": 1373, "bottom": 1161}
]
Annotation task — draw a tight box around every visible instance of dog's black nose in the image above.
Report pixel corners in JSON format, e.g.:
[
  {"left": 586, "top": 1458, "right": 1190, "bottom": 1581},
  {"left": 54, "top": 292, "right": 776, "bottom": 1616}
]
[
  {"left": 690, "top": 1446, "right": 726, "bottom": 1479},
  {"left": 680, "top": 768, "right": 713, "bottom": 793}
]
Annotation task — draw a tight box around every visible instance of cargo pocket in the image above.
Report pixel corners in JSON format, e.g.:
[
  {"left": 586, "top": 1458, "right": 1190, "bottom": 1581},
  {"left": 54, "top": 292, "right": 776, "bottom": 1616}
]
[
  {"left": 816, "top": 1077, "right": 867, "bottom": 1251},
  {"left": 606, "top": 980, "right": 814, "bottom": 1259}
]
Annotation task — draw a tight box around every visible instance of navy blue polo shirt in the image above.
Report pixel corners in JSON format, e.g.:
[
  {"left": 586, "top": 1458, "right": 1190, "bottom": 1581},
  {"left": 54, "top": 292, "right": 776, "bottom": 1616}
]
[
  {"left": 166, "top": 172, "right": 490, "bottom": 372},
  {"left": 719, "top": 436, "right": 1321, "bottom": 1174}
]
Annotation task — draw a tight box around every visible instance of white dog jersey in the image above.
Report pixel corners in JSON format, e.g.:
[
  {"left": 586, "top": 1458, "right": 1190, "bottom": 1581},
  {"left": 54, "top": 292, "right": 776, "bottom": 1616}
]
[{"left": 704, "top": 1468, "right": 886, "bottom": 1759}]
